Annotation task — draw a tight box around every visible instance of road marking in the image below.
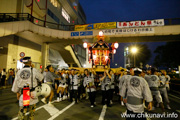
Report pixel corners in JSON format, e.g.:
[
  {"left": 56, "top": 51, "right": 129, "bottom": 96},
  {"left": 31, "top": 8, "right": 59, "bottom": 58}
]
[
  {"left": 176, "top": 110, "right": 180, "bottom": 113},
  {"left": 44, "top": 104, "right": 60, "bottom": 116},
  {"left": 98, "top": 105, "right": 107, "bottom": 120},
  {"left": 169, "top": 94, "right": 180, "bottom": 100},
  {"left": 171, "top": 90, "right": 180, "bottom": 94},
  {"left": 11, "top": 101, "right": 55, "bottom": 120},
  {"left": 47, "top": 101, "right": 75, "bottom": 120}
]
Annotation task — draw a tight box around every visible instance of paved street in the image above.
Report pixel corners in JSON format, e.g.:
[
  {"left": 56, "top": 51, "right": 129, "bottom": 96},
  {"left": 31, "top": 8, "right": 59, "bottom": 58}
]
[{"left": 0, "top": 88, "right": 179, "bottom": 120}]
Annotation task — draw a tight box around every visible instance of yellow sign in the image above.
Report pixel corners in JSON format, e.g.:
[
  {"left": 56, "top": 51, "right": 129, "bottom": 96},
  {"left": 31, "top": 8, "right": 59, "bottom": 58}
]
[
  {"left": 74, "top": 25, "right": 88, "bottom": 31},
  {"left": 94, "top": 22, "right": 116, "bottom": 29},
  {"left": 75, "top": 22, "right": 116, "bottom": 31}
]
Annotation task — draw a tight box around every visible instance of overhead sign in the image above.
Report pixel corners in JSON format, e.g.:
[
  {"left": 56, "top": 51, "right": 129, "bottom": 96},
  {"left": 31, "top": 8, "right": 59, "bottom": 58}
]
[
  {"left": 71, "top": 32, "right": 79, "bottom": 36},
  {"left": 71, "top": 31, "right": 93, "bottom": 36},
  {"left": 74, "top": 25, "right": 87, "bottom": 31},
  {"left": 94, "top": 22, "right": 116, "bottom": 29},
  {"left": 80, "top": 31, "right": 93, "bottom": 36},
  {"left": 102, "top": 28, "right": 154, "bottom": 35},
  {"left": 117, "top": 19, "right": 164, "bottom": 28},
  {"left": 62, "top": 8, "right": 70, "bottom": 23},
  {"left": 75, "top": 24, "right": 93, "bottom": 31},
  {"left": 19, "top": 52, "right": 25, "bottom": 58},
  {"left": 74, "top": 22, "right": 116, "bottom": 31}
]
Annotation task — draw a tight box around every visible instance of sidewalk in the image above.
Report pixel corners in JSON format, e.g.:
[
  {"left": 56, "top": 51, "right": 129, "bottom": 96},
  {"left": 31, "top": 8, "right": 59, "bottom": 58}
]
[{"left": 0, "top": 85, "right": 12, "bottom": 90}]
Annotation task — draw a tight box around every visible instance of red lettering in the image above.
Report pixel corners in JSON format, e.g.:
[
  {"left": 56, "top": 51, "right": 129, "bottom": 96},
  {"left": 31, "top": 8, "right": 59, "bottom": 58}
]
[
  {"left": 129, "top": 22, "right": 133, "bottom": 26},
  {"left": 135, "top": 21, "right": 139, "bottom": 26},
  {"left": 118, "top": 22, "right": 122, "bottom": 27},
  {"left": 123, "top": 22, "right": 127, "bottom": 26},
  {"left": 147, "top": 21, "right": 152, "bottom": 25},
  {"left": 141, "top": 21, "right": 145, "bottom": 26}
]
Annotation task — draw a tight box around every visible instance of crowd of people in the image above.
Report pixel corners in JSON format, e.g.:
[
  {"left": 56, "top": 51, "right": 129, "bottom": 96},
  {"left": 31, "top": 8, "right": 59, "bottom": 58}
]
[
  {"left": 0, "top": 68, "right": 15, "bottom": 87},
  {"left": 41, "top": 65, "right": 171, "bottom": 114},
  {"left": 11, "top": 56, "right": 172, "bottom": 120}
]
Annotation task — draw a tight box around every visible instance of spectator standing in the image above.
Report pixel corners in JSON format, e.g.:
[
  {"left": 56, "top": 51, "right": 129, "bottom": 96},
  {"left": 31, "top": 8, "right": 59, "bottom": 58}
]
[
  {"left": 8, "top": 69, "right": 14, "bottom": 85},
  {"left": 1, "top": 69, "right": 6, "bottom": 86}
]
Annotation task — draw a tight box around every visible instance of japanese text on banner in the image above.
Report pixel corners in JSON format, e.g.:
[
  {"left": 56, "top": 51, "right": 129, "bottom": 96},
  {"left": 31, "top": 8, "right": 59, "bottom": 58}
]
[
  {"left": 102, "top": 28, "right": 154, "bottom": 35},
  {"left": 94, "top": 22, "right": 116, "bottom": 29},
  {"left": 117, "top": 19, "right": 164, "bottom": 28}
]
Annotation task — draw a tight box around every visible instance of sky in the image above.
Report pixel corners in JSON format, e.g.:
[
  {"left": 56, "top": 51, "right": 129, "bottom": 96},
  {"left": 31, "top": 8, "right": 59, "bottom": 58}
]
[{"left": 79, "top": 0, "right": 180, "bottom": 68}]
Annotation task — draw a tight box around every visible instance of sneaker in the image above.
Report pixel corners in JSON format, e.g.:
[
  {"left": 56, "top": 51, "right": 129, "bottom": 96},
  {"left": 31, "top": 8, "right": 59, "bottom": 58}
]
[
  {"left": 65, "top": 95, "right": 67, "bottom": 99},
  {"left": 41, "top": 98, "right": 47, "bottom": 104},
  {"left": 167, "top": 105, "right": 171, "bottom": 110},
  {"left": 60, "top": 98, "right": 62, "bottom": 101},
  {"left": 91, "top": 105, "right": 94, "bottom": 108},
  {"left": 48, "top": 102, "right": 54, "bottom": 107},
  {"left": 63, "top": 96, "right": 66, "bottom": 100},
  {"left": 55, "top": 98, "right": 60, "bottom": 102},
  {"left": 104, "top": 105, "right": 107, "bottom": 108},
  {"left": 110, "top": 100, "right": 113, "bottom": 105},
  {"left": 121, "top": 101, "right": 124, "bottom": 106}
]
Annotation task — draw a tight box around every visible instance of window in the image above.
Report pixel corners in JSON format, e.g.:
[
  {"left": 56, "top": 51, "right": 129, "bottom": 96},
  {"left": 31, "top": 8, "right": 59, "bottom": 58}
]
[
  {"left": 47, "top": 9, "right": 59, "bottom": 23},
  {"left": 50, "top": 0, "right": 58, "bottom": 7},
  {"left": 62, "top": 8, "right": 70, "bottom": 23}
]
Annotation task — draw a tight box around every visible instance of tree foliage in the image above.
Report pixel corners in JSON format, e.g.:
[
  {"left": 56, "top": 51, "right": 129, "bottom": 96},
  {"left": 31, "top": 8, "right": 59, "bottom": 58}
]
[{"left": 154, "top": 42, "right": 180, "bottom": 68}]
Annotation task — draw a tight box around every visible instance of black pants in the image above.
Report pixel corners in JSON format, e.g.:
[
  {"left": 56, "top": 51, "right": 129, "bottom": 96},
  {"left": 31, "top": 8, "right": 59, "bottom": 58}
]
[
  {"left": 70, "top": 90, "right": 78, "bottom": 103},
  {"left": 78, "top": 86, "right": 82, "bottom": 100},
  {"left": 110, "top": 89, "right": 115, "bottom": 101},
  {"left": 126, "top": 109, "right": 146, "bottom": 120},
  {"left": 102, "top": 90, "right": 110, "bottom": 105},
  {"left": 88, "top": 92, "right": 96, "bottom": 105},
  {"left": 1, "top": 75, "right": 6, "bottom": 86},
  {"left": 115, "top": 85, "right": 119, "bottom": 95},
  {"left": 95, "top": 82, "right": 99, "bottom": 88}
]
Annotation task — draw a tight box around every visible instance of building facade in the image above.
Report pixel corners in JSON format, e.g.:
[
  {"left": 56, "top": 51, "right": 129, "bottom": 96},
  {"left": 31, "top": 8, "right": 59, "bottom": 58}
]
[
  {"left": 124, "top": 46, "right": 131, "bottom": 68},
  {"left": 0, "top": 0, "right": 86, "bottom": 71}
]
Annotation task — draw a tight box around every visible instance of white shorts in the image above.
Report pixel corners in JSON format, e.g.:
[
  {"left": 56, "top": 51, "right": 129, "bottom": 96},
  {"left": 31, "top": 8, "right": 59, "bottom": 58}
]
[{"left": 59, "top": 83, "right": 68, "bottom": 88}]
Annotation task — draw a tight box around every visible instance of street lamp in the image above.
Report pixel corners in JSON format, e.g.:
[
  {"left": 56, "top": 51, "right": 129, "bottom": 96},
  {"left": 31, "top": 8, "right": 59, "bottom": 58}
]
[
  {"left": 114, "top": 42, "right": 119, "bottom": 49},
  {"left": 131, "top": 47, "right": 137, "bottom": 54},
  {"left": 83, "top": 42, "right": 88, "bottom": 48},
  {"left": 99, "top": 31, "right": 103, "bottom": 36},
  {"left": 131, "top": 47, "right": 138, "bottom": 67}
]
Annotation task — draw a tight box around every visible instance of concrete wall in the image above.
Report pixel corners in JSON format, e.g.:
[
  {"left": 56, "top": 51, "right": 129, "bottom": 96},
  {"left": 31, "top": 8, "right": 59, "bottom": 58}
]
[
  {"left": 0, "top": 35, "right": 15, "bottom": 70},
  {"left": 0, "top": 35, "right": 42, "bottom": 71},
  {"left": 0, "top": 54, "right": 7, "bottom": 70},
  {"left": 0, "top": 0, "right": 18, "bottom": 13}
]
